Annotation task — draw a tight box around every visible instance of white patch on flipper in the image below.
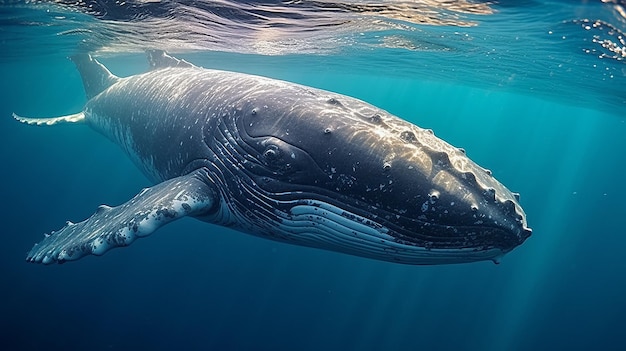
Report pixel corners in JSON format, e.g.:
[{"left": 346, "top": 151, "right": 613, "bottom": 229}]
[
  {"left": 91, "top": 238, "right": 110, "bottom": 255},
  {"left": 25, "top": 169, "right": 216, "bottom": 264},
  {"left": 57, "top": 249, "right": 72, "bottom": 261}
]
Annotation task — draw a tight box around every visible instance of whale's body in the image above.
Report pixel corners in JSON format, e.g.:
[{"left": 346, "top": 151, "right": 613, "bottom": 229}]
[{"left": 17, "top": 51, "right": 531, "bottom": 265}]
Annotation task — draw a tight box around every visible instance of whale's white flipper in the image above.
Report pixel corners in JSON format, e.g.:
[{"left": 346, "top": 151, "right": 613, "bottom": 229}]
[{"left": 26, "top": 169, "right": 216, "bottom": 264}]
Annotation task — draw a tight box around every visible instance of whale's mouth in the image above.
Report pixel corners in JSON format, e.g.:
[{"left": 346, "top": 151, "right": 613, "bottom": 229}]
[
  {"left": 369, "top": 203, "right": 532, "bottom": 255},
  {"left": 214, "top": 193, "right": 529, "bottom": 265}
]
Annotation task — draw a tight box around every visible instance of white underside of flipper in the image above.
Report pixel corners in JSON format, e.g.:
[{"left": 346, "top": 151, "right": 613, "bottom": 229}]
[{"left": 26, "top": 168, "right": 216, "bottom": 264}]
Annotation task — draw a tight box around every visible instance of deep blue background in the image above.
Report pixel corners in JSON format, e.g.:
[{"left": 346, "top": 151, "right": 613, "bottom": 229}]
[{"left": 4, "top": 0, "right": 626, "bottom": 342}]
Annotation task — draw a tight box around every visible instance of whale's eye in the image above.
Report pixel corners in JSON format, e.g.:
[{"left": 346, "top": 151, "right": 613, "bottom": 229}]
[
  {"left": 249, "top": 137, "right": 324, "bottom": 181},
  {"left": 263, "top": 144, "right": 281, "bottom": 161}
]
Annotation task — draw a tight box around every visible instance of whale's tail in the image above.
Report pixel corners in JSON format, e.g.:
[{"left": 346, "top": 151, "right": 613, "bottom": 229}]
[
  {"left": 70, "top": 54, "right": 120, "bottom": 99},
  {"left": 12, "top": 112, "right": 85, "bottom": 126},
  {"left": 11, "top": 53, "right": 120, "bottom": 126}
]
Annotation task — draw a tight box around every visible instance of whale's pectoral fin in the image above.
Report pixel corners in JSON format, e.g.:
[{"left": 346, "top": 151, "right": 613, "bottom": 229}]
[{"left": 26, "top": 168, "right": 217, "bottom": 264}]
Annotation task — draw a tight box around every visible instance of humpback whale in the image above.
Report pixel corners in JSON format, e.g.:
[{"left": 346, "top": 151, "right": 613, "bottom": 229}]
[{"left": 15, "top": 51, "right": 531, "bottom": 265}]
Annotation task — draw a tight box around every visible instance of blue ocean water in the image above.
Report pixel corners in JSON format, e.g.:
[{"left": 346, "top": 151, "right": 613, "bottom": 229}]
[{"left": 1, "top": 1, "right": 625, "bottom": 350}]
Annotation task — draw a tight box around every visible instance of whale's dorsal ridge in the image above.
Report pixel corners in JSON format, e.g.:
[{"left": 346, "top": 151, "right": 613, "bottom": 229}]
[
  {"left": 26, "top": 168, "right": 218, "bottom": 264},
  {"left": 70, "top": 54, "right": 120, "bottom": 99},
  {"left": 146, "top": 49, "right": 195, "bottom": 70}
]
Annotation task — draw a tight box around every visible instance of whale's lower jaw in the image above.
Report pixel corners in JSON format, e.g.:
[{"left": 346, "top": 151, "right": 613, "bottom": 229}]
[{"left": 201, "top": 198, "right": 514, "bottom": 265}]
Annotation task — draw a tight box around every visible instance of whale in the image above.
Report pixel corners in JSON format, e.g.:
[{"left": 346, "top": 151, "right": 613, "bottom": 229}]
[{"left": 15, "top": 51, "right": 531, "bottom": 265}]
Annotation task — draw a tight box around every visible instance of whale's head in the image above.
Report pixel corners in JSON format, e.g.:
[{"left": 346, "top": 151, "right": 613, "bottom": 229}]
[{"left": 205, "top": 82, "right": 531, "bottom": 265}]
